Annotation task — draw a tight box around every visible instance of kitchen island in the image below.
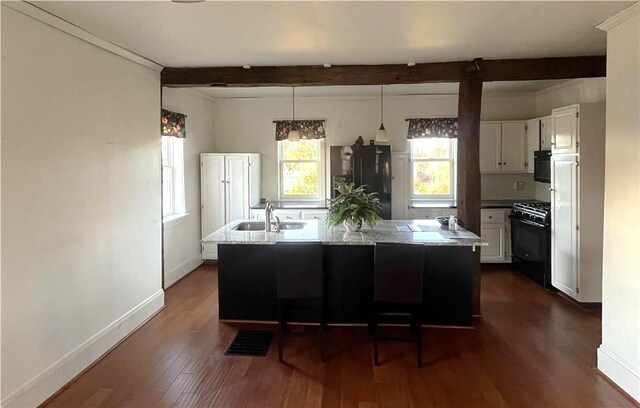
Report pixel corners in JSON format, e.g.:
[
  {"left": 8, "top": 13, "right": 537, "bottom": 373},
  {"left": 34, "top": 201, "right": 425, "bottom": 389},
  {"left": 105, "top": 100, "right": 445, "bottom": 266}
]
[{"left": 203, "top": 220, "right": 486, "bottom": 327}]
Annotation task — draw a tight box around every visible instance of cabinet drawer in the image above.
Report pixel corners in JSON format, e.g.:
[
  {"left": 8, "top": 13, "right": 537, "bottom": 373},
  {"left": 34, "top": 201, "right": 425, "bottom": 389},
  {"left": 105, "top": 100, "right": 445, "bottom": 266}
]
[
  {"left": 481, "top": 209, "right": 505, "bottom": 224},
  {"left": 302, "top": 210, "right": 328, "bottom": 223},
  {"left": 273, "top": 210, "right": 302, "bottom": 220}
]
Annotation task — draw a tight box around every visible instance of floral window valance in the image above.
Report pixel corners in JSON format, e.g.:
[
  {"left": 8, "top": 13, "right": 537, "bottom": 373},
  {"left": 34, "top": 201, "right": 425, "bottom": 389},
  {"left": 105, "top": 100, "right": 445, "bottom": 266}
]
[
  {"left": 161, "top": 109, "right": 187, "bottom": 138},
  {"left": 406, "top": 118, "right": 458, "bottom": 139},
  {"left": 274, "top": 120, "right": 326, "bottom": 141}
]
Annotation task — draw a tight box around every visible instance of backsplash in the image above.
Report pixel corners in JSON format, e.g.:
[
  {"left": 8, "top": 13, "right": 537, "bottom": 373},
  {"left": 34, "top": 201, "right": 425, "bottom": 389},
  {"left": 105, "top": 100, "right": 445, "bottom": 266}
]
[{"left": 481, "top": 173, "right": 537, "bottom": 200}]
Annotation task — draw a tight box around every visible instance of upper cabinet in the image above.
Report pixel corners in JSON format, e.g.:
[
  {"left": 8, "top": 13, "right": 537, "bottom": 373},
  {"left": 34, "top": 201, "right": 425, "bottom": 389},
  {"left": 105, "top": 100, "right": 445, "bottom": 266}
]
[
  {"left": 540, "top": 116, "right": 553, "bottom": 150},
  {"left": 552, "top": 106, "right": 579, "bottom": 154},
  {"left": 525, "top": 119, "right": 541, "bottom": 174},
  {"left": 480, "top": 121, "right": 527, "bottom": 173}
]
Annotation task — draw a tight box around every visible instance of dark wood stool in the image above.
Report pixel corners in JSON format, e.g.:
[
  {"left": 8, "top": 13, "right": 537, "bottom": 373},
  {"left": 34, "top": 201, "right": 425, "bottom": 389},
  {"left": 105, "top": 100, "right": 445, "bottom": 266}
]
[
  {"left": 275, "top": 242, "right": 326, "bottom": 363},
  {"left": 372, "top": 243, "right": 425, "bottom": 367}
]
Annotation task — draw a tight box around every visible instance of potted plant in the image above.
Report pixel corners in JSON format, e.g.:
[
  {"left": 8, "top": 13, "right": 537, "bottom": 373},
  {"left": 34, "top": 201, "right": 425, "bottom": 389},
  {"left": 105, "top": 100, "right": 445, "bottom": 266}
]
[{"left": 327, "top": 183, "right": 381, "bottom": 232}]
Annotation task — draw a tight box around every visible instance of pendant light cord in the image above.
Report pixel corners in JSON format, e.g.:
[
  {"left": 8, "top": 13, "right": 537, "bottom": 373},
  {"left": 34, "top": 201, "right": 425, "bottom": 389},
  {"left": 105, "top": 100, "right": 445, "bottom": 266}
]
[
  {"left": 380, "top": 85, "right": 384, "bottom": 123},
  {"left": 292, "top": 86, "right": 296, "bottom": 122}
]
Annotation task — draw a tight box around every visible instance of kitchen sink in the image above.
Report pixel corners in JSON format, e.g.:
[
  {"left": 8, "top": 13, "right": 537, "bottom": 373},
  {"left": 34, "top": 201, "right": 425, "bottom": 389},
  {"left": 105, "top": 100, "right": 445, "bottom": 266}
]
[{"left": 232, "top": 221, "right": 305, "bottom": 231}]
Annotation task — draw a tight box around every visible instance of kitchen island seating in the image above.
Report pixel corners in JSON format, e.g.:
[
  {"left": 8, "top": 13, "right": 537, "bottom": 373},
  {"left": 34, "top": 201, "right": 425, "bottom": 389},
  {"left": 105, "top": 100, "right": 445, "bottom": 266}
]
[
  {"left": 372, "top": 243, "right": 425, "bottom": 367},
  {"left": 275, "top": 242, "right": 326, "bottom": 363}
]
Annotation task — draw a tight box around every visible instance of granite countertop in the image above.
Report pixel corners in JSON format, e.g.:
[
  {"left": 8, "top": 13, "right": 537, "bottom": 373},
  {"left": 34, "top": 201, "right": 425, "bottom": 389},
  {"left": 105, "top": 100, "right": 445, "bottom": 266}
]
[
  {"left": 202, "top": 219, "right": 487, "bottom": 248},
  {"left": 250, "top": 200, "right": 328, "bottom": 210}
]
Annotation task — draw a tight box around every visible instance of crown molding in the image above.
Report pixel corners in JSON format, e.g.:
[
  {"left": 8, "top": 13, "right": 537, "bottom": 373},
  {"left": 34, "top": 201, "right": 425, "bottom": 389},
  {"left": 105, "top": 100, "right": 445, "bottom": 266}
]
[
  {"left": 3, "top": 1, "right": 163, "bottom": 71},
  {"left": 596, "top": 2, "right": 639, "bottom": 32}
]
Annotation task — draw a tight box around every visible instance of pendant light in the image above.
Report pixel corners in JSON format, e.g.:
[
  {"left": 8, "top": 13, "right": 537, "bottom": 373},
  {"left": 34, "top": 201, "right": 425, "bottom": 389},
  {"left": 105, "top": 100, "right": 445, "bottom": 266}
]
[
  {"left": 375, "top": 85, "right": 389, "bottom": 142},
  {"left": 288, "top": 87, "right": 301, "bottom": 142}
]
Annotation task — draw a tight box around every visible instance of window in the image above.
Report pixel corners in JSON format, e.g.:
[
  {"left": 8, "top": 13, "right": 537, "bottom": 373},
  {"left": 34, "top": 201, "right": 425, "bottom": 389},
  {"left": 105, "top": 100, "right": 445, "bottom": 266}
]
[
  {"left": 161, "top": 136, "right": 185, "bottom": 219},
  {"left": 411, "top": 138, "right": 457, "bottom": 201},
  {"left": 278, "top": 139, "right": 325, "bottom": 199}
]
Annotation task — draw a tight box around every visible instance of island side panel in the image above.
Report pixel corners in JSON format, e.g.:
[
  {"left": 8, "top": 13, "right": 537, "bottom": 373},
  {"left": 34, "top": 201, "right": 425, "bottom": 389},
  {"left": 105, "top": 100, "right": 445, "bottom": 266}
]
[
  {"left": 423, "top": 246, "right": 473, "bottom": 326},
  {"left": 324, "top": 245, "right": 374, "bottom": 323},
  {"left": 218, "top": 244, "right": 278, "bottom": 321}
]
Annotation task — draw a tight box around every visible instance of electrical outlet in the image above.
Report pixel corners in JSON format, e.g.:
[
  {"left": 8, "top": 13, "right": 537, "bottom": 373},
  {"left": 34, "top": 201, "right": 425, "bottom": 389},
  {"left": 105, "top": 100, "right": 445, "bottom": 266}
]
[{"left": 514, "top": 181, "right": 525, "bottom": 191}]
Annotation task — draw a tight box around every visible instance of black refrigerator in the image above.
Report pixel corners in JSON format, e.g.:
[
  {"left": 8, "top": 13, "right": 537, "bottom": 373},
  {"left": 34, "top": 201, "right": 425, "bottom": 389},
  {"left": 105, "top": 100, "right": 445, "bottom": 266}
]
[{"left": 330, "top": 142, "right": 392, "bottom": 219}]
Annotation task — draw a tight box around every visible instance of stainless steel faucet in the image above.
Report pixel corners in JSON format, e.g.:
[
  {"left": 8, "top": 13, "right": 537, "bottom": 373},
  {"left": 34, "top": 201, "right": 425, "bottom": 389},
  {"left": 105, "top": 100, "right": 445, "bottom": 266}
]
[{"left": 265, "top": 202, "right": 274, "bottom": 232}]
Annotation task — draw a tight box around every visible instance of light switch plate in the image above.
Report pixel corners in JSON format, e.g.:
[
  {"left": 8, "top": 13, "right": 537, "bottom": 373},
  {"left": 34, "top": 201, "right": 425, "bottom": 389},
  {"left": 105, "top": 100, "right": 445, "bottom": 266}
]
[{"left": 514, "top": 181, "right": 525, "bottom": 191}]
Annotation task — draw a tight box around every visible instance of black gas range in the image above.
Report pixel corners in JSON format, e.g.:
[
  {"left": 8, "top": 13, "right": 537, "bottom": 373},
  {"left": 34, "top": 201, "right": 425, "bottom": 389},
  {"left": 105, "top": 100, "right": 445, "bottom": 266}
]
[{"left": 510, "top": 202, "right": 552, "bottom": 289}]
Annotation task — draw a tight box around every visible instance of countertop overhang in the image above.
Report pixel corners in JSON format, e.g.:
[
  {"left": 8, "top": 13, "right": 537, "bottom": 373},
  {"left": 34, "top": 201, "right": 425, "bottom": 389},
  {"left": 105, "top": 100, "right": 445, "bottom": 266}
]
[{"left": 203, "top": 219, "right": 487, "bottom": 248}]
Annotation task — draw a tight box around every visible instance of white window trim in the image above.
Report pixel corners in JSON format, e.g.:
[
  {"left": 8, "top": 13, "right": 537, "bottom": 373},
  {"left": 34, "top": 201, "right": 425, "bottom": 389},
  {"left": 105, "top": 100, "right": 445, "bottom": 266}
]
[
  {"left": 162, "top": 136, "right": 186, "bottom": 222},
  {"left": 410, "top": 138, "right": 457, "bottom": 203},
  {"left": 277, "top": 139, "right": 326, "bottom": 201}
]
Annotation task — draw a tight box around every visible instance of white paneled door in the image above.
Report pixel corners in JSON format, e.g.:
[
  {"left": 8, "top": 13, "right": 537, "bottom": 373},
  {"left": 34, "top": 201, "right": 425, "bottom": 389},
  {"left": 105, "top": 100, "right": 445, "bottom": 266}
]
[
  {"left": 225, "top": 155, "right": 250, "bottom": 222},
  {"left": 551, "top": 155, "right": 578, "bottom": 298},
  {"left": 552, "top": 106, "right": 578, "bottom": 154},
  {"left": 480, "top": 123, "right": 502, "bottom": 173},
  {"left": 500, "top": 122, "right": 527, "bottom": 172},
  {"left": 201, "top": 155, "right": 226, "bottom": 260}
]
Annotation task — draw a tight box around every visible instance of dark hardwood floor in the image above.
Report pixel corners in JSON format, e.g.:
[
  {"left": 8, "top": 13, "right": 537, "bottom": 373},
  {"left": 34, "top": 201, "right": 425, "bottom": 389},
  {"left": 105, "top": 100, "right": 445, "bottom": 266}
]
[{"left": 42, "top": 264, "right": 638, "bottom": 408}]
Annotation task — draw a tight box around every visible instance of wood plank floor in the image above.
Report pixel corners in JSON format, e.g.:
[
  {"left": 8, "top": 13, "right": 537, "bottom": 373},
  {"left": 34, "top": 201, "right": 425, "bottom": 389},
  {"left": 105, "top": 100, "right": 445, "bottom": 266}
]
[{"left": 42, "top": 264, "right": 638, "bottom": 408}]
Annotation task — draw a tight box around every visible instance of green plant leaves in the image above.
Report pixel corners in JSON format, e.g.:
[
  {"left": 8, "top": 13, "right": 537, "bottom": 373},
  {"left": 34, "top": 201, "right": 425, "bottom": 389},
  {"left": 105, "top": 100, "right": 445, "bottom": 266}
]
[{"left": 327, "top": 183, "right": 382, "bottom": 229}]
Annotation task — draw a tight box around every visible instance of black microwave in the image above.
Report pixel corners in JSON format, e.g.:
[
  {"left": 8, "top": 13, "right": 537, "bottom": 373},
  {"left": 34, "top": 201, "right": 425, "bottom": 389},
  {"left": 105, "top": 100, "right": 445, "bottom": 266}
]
[{"left": 534, "top": 150, "right": 551, "bottom": 183}]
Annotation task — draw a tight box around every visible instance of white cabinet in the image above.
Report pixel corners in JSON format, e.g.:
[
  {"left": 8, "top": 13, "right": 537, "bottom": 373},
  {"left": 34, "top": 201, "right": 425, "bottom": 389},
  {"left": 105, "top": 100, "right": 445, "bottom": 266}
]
[
  {"left": 551, "top": 155, "right": 578, "bottom": 298},
  {"left": 480, "top": 121, "right": 527, "bottom": 173},
  {"left": 273, "top": 210, "right": 302, "bottom": 220},
  {"left": 540, "top": 116, "right": 553, "bottom": 150},
  {"left": 549, "top": 103, "right": 605, "bottom": 303},
  {"left": 480, "top": 209, "right": 510, "bottom": 263},
  {"left": 302, "top": 209, "right": 328, "bottom": 224},
  {"left": 480, "top": 224, "right": 506, "bottom": 262},
  {"left": 552, "top": 106, "right": 578, "bottom": 154},
  {"left": 526, "top": 119, "right": 541, "bottom": 174},
  {"left": 480, "top": 123, "right": 502, "bottom": 173},
  {"left": 201, "top": 153, "right": 260, "bottom": 260}
]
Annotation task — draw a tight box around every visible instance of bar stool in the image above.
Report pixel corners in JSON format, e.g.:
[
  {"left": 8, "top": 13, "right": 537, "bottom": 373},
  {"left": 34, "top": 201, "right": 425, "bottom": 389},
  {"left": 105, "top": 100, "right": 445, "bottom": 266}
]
[
  {"left": 372, "top": 243, "right": 425, "bottom": 367},
  {"left": 274, "top": 242, "right": 326, "bottom": 363}
]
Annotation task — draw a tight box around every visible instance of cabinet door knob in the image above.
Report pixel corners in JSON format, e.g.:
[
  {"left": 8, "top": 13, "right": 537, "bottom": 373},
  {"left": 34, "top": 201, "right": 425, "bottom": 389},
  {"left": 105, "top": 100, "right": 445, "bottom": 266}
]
[{"left": 549, "top": 188, "right": 555, "bottom": 192}]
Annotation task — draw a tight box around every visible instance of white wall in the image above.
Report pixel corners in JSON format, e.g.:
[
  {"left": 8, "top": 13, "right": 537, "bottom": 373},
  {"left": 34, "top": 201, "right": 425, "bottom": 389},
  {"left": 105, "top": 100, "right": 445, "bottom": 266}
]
[
  {"left": 162, "top": 88, "right": 216, "bottom": 287},
  {"left": 597, "top": 6, "right": 640, "bottom": 402},
  {"left": 535, "top": 78, "right": 606, "bottom": 117},
  {"left": 1, "top": 7, "right": 163, "bottom": 407},
  {"left": 212, "top": 93, "right": 537, "bottom": 201}
]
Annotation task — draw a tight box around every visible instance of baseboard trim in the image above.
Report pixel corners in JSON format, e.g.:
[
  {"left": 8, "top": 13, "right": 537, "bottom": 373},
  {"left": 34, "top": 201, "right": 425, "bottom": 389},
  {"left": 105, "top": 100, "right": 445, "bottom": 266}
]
[
  {"left": 164, "top": 255, "right": 203, "bottom": 288},
  {"left": 1, "top": 290, "right": 165, "bottom": 408},
  {"left": 597, "top": 345, "right": 640, "bottom": 403}
]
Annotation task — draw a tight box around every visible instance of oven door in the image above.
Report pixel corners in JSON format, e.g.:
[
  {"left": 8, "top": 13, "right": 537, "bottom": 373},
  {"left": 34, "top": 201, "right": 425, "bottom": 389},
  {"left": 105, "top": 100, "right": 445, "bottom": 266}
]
[
  {"left": 534, "top": 151, "right": 551, "bottom": 183},
  {"left": 510, "top": 216, "right": 548, "bottom": 262}
]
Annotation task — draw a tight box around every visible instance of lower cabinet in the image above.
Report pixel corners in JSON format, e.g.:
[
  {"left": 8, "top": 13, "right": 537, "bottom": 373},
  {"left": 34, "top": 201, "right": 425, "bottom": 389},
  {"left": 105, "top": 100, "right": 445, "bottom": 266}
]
[
  {"left": 480, "top": 224, "right": 506, "bottom": 262},
  {"left": 480, "top": 209, "right": 511, "bottom": 263},
  {"left": 250, "top": 208, "right": 328, "bottom": 223},
  {"left": 301, "top": 210, "right": 328, "bottom": 224}
]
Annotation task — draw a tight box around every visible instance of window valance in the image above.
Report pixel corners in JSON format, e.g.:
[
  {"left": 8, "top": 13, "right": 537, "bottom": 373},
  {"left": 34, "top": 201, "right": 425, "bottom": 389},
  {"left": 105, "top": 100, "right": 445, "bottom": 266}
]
[
  {"left": 406, "top": 118, "right": 458, "bottom": 139},
  {"left": 274, "top": 120, "right": 326, "bottom": 141},
  {"left": 161, "top": 109, "right": 187, "bottom": 138}
]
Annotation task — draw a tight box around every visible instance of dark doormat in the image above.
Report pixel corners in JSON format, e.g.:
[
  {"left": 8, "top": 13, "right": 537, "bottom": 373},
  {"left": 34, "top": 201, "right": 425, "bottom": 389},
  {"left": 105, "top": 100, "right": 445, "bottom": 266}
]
[{"left": 224, "top": 330, "right": 274, "bottom": 357}]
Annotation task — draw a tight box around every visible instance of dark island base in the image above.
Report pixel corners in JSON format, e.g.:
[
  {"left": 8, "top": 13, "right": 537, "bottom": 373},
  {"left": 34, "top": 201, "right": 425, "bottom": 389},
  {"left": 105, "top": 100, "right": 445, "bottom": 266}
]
[{"left": 218, "top": 244, "right": 473, "bottom": 327}]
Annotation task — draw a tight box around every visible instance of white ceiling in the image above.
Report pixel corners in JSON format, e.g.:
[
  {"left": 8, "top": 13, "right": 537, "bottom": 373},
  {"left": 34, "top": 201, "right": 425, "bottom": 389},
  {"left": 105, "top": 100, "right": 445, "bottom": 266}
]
[
  {"left": 33, "top": 1, "right": 632, "bottom": 68},
  {"left": 194, "top": 80, "right": 567, "bottom": 99}
]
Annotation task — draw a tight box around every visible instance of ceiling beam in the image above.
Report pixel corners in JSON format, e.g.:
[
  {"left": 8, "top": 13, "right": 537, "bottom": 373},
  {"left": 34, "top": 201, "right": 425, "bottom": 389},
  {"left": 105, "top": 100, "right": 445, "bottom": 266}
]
[{"left": 161, "top": 56, "right": 605, "bottom": 87}]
